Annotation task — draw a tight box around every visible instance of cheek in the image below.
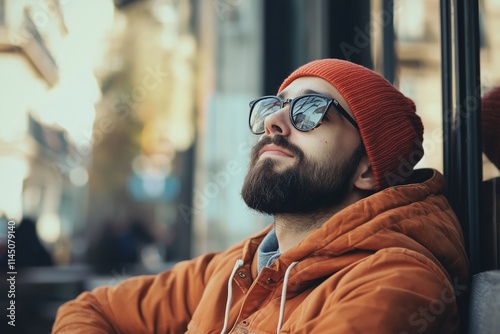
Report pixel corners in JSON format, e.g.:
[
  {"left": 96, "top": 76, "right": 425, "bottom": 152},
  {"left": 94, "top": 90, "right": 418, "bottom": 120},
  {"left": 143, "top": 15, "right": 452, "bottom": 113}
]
[
  {"left": 310, "top": 130, "right": 357, "bottom": 165},
  {"left": 305, "top": 137, "right": 337, "bottom": 164}
]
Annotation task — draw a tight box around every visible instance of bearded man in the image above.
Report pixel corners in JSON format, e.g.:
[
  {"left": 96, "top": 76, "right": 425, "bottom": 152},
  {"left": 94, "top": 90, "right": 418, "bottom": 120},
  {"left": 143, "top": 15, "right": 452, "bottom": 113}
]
[{"left": 53, "top": 59, "right": 469, "bottom": 334}]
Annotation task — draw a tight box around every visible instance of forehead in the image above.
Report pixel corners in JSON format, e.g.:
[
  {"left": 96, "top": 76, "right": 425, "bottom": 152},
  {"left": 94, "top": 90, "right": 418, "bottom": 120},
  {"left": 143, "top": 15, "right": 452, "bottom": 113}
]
[{"left": 279, "top": 76, "right": 354, "bottom": 118}]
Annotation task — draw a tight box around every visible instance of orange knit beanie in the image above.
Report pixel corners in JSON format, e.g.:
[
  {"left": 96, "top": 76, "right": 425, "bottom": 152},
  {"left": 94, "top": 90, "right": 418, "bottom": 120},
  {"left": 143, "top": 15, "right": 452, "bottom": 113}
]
[
  {"left": 482, "top": 86, "right": 500, "bottom": 169},
  {"left": 279, "top": 59, "right": 424, "bottom": 190}
]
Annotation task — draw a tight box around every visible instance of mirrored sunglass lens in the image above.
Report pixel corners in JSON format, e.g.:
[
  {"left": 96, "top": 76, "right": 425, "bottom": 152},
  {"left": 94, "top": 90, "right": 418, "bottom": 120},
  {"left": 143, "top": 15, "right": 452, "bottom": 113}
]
[
  {"left": 250, "top": 98, "right": 281, "bottom": 133},
  {"left": 291, "top": 96, "right": 328, "bottom": 130}
]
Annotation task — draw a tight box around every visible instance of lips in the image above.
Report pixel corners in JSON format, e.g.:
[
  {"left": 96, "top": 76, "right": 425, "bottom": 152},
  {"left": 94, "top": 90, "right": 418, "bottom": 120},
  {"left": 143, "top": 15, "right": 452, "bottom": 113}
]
[{"left": 259, "top": 144, "right": 294, "bottom": 158}]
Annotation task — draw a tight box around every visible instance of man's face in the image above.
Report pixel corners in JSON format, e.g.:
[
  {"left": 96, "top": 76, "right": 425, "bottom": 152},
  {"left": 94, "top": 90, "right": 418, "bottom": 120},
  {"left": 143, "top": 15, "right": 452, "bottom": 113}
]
[{"left": 241, "top": 77, "right": 364, "bottom": 215}]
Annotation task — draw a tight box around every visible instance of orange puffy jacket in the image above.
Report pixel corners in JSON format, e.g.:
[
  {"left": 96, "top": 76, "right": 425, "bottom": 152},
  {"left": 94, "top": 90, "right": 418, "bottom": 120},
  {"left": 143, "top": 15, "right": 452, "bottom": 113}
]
[{"left": 53, "top": 169, "right": 469, "bottom": 333}]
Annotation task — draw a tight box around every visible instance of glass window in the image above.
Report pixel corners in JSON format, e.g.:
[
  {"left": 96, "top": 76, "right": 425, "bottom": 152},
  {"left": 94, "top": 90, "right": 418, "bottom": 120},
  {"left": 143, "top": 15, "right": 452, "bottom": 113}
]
[{"left": 480, "top": 0, "right": 500, "bottom": 269}]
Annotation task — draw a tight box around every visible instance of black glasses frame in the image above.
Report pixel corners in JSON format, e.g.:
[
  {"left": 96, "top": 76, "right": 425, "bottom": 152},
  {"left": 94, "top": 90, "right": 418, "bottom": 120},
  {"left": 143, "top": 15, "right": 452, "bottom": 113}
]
[{"left": 248, "top": 94, "right": 359, "bottom": 135}]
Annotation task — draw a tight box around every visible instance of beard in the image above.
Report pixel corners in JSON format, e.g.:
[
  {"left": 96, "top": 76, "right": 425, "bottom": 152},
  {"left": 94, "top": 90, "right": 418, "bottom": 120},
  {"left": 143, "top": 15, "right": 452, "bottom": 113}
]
[{"left": 241, "top": 135, "right": 365, "bottom": 215}]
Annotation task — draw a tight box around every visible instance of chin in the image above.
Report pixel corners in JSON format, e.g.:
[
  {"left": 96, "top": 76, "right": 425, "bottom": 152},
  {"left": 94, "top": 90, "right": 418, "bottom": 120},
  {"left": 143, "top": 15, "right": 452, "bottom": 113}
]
[{"left": 257, "top": 156, "right": 295, "bottom": 171}]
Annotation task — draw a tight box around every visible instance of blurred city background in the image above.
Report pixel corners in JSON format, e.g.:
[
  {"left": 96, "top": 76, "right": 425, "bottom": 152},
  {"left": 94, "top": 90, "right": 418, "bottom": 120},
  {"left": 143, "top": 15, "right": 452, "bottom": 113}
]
[{"left": 0, "top": 0, "right": 499, "bottom": 332}]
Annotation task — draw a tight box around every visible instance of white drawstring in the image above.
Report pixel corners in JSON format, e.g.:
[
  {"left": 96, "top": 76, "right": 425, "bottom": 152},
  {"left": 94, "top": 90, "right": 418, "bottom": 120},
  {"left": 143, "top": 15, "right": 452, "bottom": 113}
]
[
  {"left": 220, "top": 259, "right": 244, "bottom": 334},
  {"left": 276, "top": 261, "right": 299, "bottom": 334}
]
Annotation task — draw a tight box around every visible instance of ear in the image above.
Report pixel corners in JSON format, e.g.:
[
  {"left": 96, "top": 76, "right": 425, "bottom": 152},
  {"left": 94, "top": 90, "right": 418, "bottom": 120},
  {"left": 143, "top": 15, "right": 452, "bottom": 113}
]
[{"left": 352, "top": 155, "right": 375, "bottom": 191}]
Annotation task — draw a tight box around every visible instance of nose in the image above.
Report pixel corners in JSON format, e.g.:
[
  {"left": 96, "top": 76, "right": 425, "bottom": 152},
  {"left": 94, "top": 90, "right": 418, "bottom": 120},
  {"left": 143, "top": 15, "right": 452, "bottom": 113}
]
[{"left": 263, "top": 106, "right": 292, "bottom": 136}]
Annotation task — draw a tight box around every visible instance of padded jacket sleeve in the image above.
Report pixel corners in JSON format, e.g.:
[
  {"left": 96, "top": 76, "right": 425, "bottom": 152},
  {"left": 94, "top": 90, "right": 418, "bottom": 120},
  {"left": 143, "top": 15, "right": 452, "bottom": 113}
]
[{"left": 52, "top": 252, "right": 217, "bottom": 334}]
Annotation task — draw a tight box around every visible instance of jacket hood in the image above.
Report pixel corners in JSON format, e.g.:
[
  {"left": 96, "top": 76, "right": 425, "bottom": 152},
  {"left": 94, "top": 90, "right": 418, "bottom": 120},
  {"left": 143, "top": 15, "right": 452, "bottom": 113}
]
[{"left": 246, "top": 168, "right": 469, "bottom": 292}]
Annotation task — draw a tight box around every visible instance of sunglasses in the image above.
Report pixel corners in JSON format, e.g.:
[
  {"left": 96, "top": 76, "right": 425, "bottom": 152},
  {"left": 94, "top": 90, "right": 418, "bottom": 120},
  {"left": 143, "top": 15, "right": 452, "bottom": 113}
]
[{"left": 248, "top": 94, "right": 359, "bottom": 134}]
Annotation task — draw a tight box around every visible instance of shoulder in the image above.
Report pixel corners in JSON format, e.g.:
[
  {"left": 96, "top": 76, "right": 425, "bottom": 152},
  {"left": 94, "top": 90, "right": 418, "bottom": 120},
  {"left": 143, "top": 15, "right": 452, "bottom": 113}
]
[
  {"left": 347, "top": 247, "right": 453, "bottom": 285},
  {"left": 331, "top": 247, "right": 461, "bottom": 310}
]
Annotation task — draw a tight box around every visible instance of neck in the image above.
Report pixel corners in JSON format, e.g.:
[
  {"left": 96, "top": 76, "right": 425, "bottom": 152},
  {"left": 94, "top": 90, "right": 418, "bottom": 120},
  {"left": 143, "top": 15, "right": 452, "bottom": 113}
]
[{"left": 274, "top": 190, "right": 364, "bottom": 253}]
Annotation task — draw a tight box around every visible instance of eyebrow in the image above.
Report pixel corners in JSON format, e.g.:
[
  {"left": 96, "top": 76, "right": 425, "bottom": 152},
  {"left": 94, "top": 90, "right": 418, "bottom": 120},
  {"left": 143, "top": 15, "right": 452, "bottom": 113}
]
[{"left": 278, "top": 88, "right": 333, "bottom": 99}]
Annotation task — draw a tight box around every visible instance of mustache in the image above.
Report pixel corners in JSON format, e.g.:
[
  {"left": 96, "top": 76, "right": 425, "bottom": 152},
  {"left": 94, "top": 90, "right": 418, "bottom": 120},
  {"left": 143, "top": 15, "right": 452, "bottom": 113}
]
[{"left": 250, "top": 135, "right": 304, "bottom": 162}]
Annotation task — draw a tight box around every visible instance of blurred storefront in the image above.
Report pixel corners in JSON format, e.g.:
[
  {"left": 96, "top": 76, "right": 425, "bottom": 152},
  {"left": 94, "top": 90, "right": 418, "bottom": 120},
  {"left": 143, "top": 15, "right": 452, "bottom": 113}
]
[
  {"left": 0, "top": 0, "right": 115, "bottom": 264},
  {"left": 0, "top": 0, "right": 199, "bottom": 270},
  {"left": 84, "top": 0, "right": 197, "bottom": 269}
]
